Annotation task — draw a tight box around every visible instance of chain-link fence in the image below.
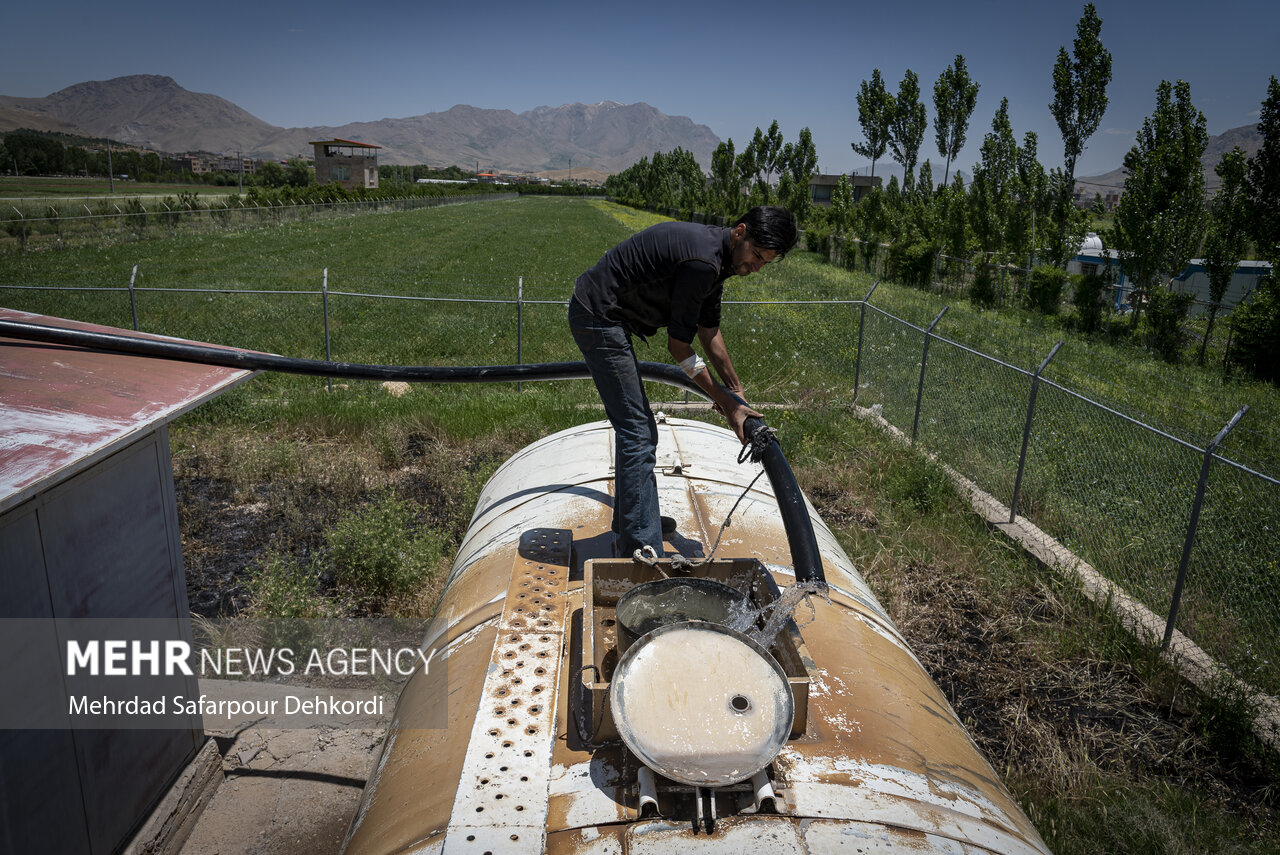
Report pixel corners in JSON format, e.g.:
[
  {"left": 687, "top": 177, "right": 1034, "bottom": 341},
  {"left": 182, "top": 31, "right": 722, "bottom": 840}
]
[
  {"left": 852, "top": 299, "right": 1279, "bottom": 698},
  {"left": 3, "top": 278, "right": 1276, "bottom": 700},
  {"left": 826, "top": 236, "right": 1245, "bottom": 369}
]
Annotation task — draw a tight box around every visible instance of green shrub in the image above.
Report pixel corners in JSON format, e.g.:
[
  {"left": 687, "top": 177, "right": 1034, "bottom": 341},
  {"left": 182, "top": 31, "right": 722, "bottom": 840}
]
[
  {"left": 805, "top": 225, "right": 831, "bottom": 258},
  {"left": 887, "top": 240, "right": 937, "bottom": 289},
  {"left": 1024, "top": 264, "right": 1069, "bottom": 315},
  {"left": 841, "top": 238, "right": 867, "bottom": 270},
  {"left": 970, "top": 263, "right": 997, "bottom": 307},
  {"left": 248, "top": 551, "right": 330, "bottom": 619},
  {"left": 885, "top": 452, "right": 954, "bottom": 514},
  {"left": 1226, "top": 274, "right": 1280, "bottom": 385},
  {"left": 1072, "top": 273, "right": 1109, "bottom": 333},
  {"left": 860, "top": 239, "right": 881, "bottom": 273},
  {"left": 2, "top": 209, "right": 26, "bottom": 247},
  {"left": 1146, "top": 286, "right": 1194, "bottom": 363},
  {"left": 325, "top": 491, "right": 446, "bottom": 605},
  {"left": 123, "top": 197, "right": 148, "bottom": 235}
]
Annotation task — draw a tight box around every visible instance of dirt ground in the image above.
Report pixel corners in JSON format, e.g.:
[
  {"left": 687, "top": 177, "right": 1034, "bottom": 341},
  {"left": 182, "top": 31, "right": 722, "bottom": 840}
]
[{"left": 179, "top": 680, "right": 391, "bottom": 855}]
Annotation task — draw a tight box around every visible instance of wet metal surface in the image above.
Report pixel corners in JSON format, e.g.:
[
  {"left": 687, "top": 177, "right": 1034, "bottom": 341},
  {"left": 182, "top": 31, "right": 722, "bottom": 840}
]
[
  {"left": 0, "top": 309, "right": 253, "bottom": 512},
  {"left": 442, "top": 529, "right": 572, "bottom": 854},
  {"left": 342, "top": 417, "right": 1050, "bottom": 855}
]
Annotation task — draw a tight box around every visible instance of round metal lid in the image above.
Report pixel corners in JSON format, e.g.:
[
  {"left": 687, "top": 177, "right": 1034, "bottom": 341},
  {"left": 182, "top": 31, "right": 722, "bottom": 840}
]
[{"left": 609, "top": 620, "right": 794, "bottom": 787}]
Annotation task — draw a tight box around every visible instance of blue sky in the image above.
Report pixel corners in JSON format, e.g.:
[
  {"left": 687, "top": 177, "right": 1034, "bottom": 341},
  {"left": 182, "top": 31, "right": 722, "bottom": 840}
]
[{"left": 4, "top": 0, "right": 1276, "bottom": 178}]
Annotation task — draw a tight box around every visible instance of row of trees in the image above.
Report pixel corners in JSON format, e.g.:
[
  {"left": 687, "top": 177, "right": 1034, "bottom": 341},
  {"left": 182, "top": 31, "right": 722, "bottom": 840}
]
[
  {"left": 0, "top": 129, "right": 319, "bottom": 188},
  {"left": 602, "top": 4, "right": 1277, "bottom": 381},
  {"left": 603, "top": 121, "right": 820, "bottom": 223},
  {"left": 2, "top": 129, "right": 172, "bottom": 182},
  {"left": 837, "top": 3, "right": 1276, "bottom": 381},
  {"left": 843, "top": 4, "right": 1111, "bottom": 270}
]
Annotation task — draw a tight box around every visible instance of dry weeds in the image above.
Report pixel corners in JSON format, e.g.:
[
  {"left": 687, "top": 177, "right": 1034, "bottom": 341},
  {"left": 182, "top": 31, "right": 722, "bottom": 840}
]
[{"left": 172, "top": 423, "right": 524, "bottom": 618}]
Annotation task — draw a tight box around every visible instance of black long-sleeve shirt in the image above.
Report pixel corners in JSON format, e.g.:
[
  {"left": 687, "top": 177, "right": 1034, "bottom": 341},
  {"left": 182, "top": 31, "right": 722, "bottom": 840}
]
[{"left": 573, "top": 222, "right": 733, "bottom": 343}]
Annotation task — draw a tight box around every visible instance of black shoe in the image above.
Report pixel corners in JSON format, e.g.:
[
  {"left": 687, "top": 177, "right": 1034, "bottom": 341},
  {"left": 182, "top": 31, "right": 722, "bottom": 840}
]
[{"left": 661, "top": 515, "right": 677, "bottom": 534}]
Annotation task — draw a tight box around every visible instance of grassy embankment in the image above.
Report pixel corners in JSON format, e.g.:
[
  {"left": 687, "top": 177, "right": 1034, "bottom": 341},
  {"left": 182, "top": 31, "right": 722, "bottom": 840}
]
[{"left": 1, "top": 195, "right": 1277, "bottom": 851}]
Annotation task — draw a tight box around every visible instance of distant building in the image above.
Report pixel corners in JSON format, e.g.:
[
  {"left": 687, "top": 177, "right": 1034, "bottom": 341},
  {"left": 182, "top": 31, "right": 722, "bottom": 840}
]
[
  {"left": 171, "top": 153, "right": 256, "bottom": 175},
  {"left": 310, "top": 139, "right": 381, "bottom": 190},
  {"left": 1172, "top": 260, "right": 1273, "bottom": 315},
  {"left": 1068, "top": 232, "right": 1271, "bottom": 314},
  {"left": 1072, "top": 186, "right": 1122, "bottom": 210},
  {"left": 809, "top": 173, "right": 881, "bottom": 207}
]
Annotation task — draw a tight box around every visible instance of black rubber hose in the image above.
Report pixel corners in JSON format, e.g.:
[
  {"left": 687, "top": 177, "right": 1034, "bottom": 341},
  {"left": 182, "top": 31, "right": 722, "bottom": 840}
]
[
  {"left": 0, "top": 318, "right": 826, "bottom": 585},
  {"left": 0, "top": 318, "right": 704, "bottom": 392},
  {"left": 741, "top": 415, "right": 827, "bottom": 587}
]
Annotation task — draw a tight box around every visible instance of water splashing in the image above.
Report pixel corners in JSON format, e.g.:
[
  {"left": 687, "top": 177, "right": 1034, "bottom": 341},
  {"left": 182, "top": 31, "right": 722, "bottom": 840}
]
[{"left": 724, "top": 580, "right": 828, "bottom": 649}]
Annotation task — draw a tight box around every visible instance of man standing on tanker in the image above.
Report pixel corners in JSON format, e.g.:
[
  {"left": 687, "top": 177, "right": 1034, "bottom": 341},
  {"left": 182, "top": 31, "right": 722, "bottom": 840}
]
[{"left": 569, "top": 205, "right": 798, "bottom": 558}]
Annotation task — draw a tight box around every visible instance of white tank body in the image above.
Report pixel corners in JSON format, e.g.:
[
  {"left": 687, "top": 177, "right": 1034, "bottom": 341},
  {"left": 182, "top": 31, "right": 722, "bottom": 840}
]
[{"left": 341, "top": 416, "right": 1050, "bottom": 855}]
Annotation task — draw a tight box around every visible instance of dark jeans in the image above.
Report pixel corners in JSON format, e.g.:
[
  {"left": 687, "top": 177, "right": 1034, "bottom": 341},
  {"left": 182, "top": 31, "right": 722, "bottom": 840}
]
[{"left": 568, "top": 297, "right": 663, "bottom": 556}]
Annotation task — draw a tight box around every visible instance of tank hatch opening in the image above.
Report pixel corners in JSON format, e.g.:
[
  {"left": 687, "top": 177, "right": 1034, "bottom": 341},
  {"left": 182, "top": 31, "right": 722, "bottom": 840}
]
[{"left": 575, "top": 557, "right": 817, "bottom": 827}]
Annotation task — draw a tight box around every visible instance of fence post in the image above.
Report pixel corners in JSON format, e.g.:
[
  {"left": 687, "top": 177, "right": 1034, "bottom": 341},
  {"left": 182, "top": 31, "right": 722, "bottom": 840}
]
[
  {"left": 128, "top": 264, "right": 140, "bottom": 330},
  {"left": 852, "top": 280, "right": 879, "bottom": 406},
  {"left": 517, "top": 276, "right": 524, "bottom": 393},
  {"left": 1162, "top": 405, "right": 1249, "bottom": 650},
  {"left": 322, "top": 268, "right": 333, "bottom": 393},
  {"left": 10, "top": 207, "right": 25, "bottom": 251},
  {"left": 1010, "top": 341, "right": 1063, "bottom": 522},
  {"left": 911, "top": 307, "right": 949, "bottom": 443}
]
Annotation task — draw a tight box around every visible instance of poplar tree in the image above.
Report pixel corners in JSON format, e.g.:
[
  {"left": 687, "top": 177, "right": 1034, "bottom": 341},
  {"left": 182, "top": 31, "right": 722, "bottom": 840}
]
[
  {"left": 831, "top": 174, "right": 855, "bottom": 236},
  {"left": 1246, "top": 75, "right": 1280, "bottom": 261},
  {"left": 1050, "top": 3, "right": 1112, "bottom": 257},
  {"left": 888, "top": 70, "right": 928, "bottom": 189},
  {"left": 735, "top": 145, "right": 757, "bottom": 208},
  {"left": 1011, "top": 131, "right": 1049, "bottom": 268},
  {"left": 710, "top": 139, "right": 739, "bottom": 217},
  {"left": 852, "top": 69, "right": 893, "bottom": 179},
  {"left": 1112, "top": 80, "right": 1207, "bottom": 332},
  {"left": 1201, "top": 148, "right": 1250, "bottom": 364},
  {"left": 782, "top": 127, "right": 818, "bottom": 224},
  {"left": 745, "top": 121, "right": 785, "bottom": 204},
  {"left": 933, "top": 55, "right": 979, "bottom": 186},
  {"left": 1050, "top": 3, "right": 1112, "bottom": 196},
  {"left": 970, "top": 98, "right": 1018, "bottom": 258}
]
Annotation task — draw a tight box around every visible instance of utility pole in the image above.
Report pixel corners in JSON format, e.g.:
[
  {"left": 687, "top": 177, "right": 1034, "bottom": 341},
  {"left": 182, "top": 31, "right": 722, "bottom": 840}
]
[
  {"left": 237, "top": 149, "right": 243, "bottom": 193},
  {"left": 107, "top": 139, "right": 114, "bottom": 194}
]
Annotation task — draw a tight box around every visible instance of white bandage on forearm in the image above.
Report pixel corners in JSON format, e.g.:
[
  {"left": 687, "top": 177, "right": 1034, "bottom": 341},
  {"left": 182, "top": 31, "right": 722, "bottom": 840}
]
[{"left": 679, "top": 353, "right": 707, "bottom": 378}]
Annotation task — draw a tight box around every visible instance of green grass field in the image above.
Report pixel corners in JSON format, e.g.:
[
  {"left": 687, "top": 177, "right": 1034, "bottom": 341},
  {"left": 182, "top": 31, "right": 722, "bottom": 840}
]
[
  {"left": 0, "top": 174, "right": 241, "bottom": 199},
  {"left": 0, "top": 175, "right": 238, "bottom": 199},
  {"left": 2, "top": 195, "right": 1276, "bottom": 850}
]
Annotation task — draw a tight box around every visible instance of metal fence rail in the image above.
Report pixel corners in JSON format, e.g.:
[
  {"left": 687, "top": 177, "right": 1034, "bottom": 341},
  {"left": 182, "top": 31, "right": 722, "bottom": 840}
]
[{"left": 2, "top": 276, "right": 1276, "bottom": 701}]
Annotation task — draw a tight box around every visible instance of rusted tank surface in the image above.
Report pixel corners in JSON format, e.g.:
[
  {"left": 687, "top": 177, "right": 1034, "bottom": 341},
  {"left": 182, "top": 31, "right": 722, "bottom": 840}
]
[{"left": 341, "top": 416, "right": 1050, "bottom": 855}]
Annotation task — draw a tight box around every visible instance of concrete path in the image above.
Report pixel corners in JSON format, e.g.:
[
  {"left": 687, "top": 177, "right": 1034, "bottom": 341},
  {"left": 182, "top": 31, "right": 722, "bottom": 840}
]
[{"left": 179, "top": 680, "right": 393, "bottom": 855}]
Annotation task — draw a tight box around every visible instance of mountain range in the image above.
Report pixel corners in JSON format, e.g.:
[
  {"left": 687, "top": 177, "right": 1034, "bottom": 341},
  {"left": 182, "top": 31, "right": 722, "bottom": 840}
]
[
  {"left": 0, "top": 74, "right": 1263, "bottom": 187},
  {"left": 0, "top": 75, "right": 722, "bottom": 175}
]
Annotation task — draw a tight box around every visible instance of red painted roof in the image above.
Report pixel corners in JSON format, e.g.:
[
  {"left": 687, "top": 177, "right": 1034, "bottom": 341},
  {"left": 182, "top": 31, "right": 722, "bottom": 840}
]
[{"left": 0, "top": 309, "right": 253, "bottom": 512}]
